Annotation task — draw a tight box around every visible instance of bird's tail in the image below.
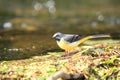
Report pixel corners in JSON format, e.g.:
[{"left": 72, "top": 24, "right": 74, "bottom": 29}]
[
  {"left": 79, "top": 36, "right": 92, "bottom": 44},
  {"left": 79, "top": 32, "right": 120, "bottom": 44},
  {"left": 89, "top": 34, "right": 111, "bottom": 39}
]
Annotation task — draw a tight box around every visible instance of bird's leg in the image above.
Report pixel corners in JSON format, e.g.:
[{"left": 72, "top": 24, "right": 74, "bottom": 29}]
[
  {"left": 65, "top": 50, "right": 70, "bottom": 56},
  {"left": 62, "top": 50, "right": 76, "bottom": 57},
  {"left": 61, "top": 50, "right": 69, "bottom": 57},
  {"left": 65, "top": 50, "right": 68, "bottom": 54}
]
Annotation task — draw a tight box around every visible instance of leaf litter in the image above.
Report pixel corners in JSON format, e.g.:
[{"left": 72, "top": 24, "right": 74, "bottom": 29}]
[{"left": 0, "top": 39, "right": 120, "bottom": 80}]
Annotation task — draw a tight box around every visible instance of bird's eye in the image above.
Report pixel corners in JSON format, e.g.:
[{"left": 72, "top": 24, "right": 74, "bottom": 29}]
[
  {"left": 53, "top": 32, "right": 63, "bottom": 41},
  {"left": 56, "top": 35, "right": 60, "bottom": 37}
]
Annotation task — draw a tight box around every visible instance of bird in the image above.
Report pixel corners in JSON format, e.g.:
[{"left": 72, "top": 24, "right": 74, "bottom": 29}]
[{"left": 52, "top": 32, "right": 111, "bottom": 53}]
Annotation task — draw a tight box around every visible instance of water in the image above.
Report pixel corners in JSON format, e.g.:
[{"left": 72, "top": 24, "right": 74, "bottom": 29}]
[
  {"left": 0, "top": 0, "right": 120, "bottom": 60},
  {"left": 0, "top": 30, "right": 60, "bottom": 60}
]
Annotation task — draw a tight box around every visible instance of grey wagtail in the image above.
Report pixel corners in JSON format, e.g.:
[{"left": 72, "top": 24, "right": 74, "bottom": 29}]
[{"left": 52, "top": 32, "right": 112, "bottom": 53}]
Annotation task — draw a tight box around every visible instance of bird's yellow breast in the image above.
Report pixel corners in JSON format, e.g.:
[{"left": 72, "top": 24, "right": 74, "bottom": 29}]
[{"left": 56, "top": 38, "right": 80, "bottom": 50}]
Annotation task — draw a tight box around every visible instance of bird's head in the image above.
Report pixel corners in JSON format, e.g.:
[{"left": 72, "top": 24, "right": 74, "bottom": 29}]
[{"left": 52, "top": 32, "right": 63, "bottom": 41}]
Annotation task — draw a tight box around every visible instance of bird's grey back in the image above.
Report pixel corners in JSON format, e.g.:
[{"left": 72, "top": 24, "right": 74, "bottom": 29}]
[{"left": 63, "top": 34, "right": 82, "bottom": 43}]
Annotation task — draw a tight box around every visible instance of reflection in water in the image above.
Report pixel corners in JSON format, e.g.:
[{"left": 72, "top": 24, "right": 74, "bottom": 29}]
[
  {"left": 3, "top": 22, "right": 12, "bottom": 29},
  {"left": 33, "top": 0, "right": 56, "bottom": 18},
  {"left": 0, "top": 31, "right": 59, "bottom": 60},
  {"left": 97, "top": 14, "right": 104, "bottom": 21},
  {"left": 33, "top": 2, "right": 43, "bottom": 11}
]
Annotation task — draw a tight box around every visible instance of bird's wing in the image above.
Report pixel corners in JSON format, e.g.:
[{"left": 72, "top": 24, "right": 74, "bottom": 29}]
[{"left": 63, "top": 34, "right": 82, "bottom": 43}]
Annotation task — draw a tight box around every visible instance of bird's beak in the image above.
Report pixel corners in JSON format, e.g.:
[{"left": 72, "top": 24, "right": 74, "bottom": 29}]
[{"left": 52, "top": 36, "right": 61, "bottom": 41}]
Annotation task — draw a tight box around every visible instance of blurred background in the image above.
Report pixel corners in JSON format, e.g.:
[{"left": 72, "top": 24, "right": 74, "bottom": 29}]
[{"left": 0, "top": 0, "right": 120, "bottom": 60}]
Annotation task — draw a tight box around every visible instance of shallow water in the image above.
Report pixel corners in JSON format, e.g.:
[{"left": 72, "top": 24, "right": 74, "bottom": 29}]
[
  {"left": 0, "top": 30, "right": 59, "bottom": 60},
  {"left": 0, "top": 0, "right": 120, "bottom": 60},
  {"left": 0, "top": 28, "right": 120, "bottom": 61}
]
